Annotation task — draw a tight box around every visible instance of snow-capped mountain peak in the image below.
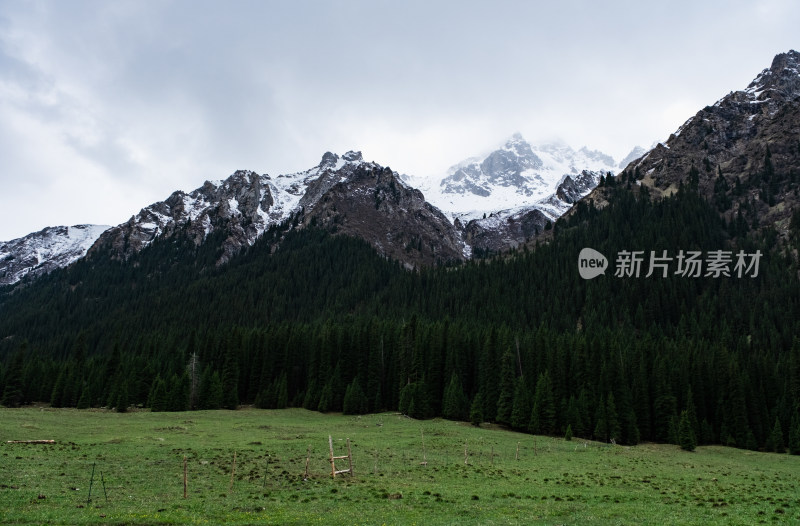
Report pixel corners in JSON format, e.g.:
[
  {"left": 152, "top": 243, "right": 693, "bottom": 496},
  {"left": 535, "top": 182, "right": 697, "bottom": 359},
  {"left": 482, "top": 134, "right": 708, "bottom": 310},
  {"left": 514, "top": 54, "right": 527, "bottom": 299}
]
[
  {"left": 410, "top": 134, "right": 616, "bottom": 225},
  {"left": 0, "top": 224, "right": 110, "bottom": 285},
  {"left": 92, "top": 150, "right": 372, "bottom": 264}
]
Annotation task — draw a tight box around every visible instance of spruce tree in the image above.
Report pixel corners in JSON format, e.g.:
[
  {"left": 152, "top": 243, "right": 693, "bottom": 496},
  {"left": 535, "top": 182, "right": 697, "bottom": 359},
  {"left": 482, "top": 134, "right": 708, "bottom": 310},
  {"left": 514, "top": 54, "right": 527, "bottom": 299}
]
[
  {"left": 678, "top": 410, "right": 697, "bottom": 451},
  {"left": 495, "top": 351, "right": 515, "bottom": 426},
  {"left": 221, "top": 347, "right": 239, "bottom": 410},
  {"left": 275, "top": 373, "right": 289, "bottom": 410},
  {"left": 565, "top": 424, "right": 573, "bottom": 441},
  {"left": 1, "top": 349, "right": 25, "bottom": 408},
  {"left": 769, "top": 417, "right": 785, "bottom": 453},
  {"left": 149, "top": 376, "right": 169, "bottom": 412},
  {"left": 343, "top": 377, "right": 367, "bottom": 415},
  {"left": 529, "top": 371, "right": 556, "bottom": 435},
  {"left": 115, "top": 381, "right": 129, "bottom": 413},
  {"left": 470, "top": 392, "right": 484, "bottom": 427},
  {"left": 442, "top": 373, "right": 469, "bottom": 421},
  {"left": 510, "top": 378, "right": 532, "bottom": 430},
  {"left": 76, "top": 385, "right": 90, "bottom": 410},
  {"left": 606, "top": 392, "right": 621, "bottom": 443},
  {"left": 788, "top": 412, "right": 800, "bottom": 455}
]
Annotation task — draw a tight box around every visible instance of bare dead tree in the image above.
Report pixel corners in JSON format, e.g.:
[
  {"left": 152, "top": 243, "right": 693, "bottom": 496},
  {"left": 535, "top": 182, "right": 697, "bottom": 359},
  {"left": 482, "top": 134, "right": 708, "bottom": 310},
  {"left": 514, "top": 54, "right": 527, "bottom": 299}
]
[{"left": 187, "top": 352, "right": 199, "bottom": 410}]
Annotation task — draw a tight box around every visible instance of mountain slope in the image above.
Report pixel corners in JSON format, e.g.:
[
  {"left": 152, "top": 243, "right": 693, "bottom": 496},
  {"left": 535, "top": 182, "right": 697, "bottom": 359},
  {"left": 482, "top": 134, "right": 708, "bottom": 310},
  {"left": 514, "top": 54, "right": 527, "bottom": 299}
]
[
  {"left": 604, "top": 49, "right": 800, "bottom": 239},
  {"left": 90, "top": 150, "right": 465, "bottom": 268},
  {"left": 0, "top": 225, "right": 110, "bottom": 286},
  {"left": 299, "top": 157, "right": 467, "bottom": 265}
]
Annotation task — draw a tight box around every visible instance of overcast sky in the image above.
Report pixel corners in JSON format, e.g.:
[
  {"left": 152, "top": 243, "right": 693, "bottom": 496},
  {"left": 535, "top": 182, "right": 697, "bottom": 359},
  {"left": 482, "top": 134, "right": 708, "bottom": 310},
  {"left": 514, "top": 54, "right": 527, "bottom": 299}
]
[{"left": 0, "top": 0, "right": 798, "bottom": 240}]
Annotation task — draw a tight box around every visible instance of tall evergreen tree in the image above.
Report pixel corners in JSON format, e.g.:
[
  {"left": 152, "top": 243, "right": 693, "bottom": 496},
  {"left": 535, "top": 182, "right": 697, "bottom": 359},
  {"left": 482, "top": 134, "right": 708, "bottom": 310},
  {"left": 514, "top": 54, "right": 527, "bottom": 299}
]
[
  {"left": 510, "top": 378, "right": 532, "bottom": 431},
  {"left": 529, "top": 371, "right": 556, "bottom": 435},
  {"left": 442, "top": 373, "right": 469, "bottom": 421},
  {"left": 221, "top": 347, "right": 239, "bottom": 410},
  {"left": 788, "top": 412, "right": 800, "bottom": 455},
  {"left": 678, "top": 410, "right": 697, "bottom": 452},
  {"left": 495, "top": 351, "right": 516, "bottom": 426},
  {"left": 768, "top": 417, "right": 785, "bottom": 453},
  {"left": 115, "top": 381, "right": 129, "bottom": 413},
  {"left": 1, "top": 348, "right": 25, "bottom": 408},
  {"left": 470, "top": 392, "right": 484, "bottom": 427},
  {"left": 343, "top": 377, "right": 368, "bottom": 415}
]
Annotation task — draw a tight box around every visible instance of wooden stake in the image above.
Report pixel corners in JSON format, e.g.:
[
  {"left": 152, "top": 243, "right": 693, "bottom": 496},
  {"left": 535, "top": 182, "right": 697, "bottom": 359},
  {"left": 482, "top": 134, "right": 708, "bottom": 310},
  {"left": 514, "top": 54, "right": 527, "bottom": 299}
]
[
  {"left": 421, "top": 430, "right": 428, "bottom": 466},
  {"left": 329, "top": 436, "right": 336, "bottom": 478},
  {"left": 516, "top": 441, "right": 520, "bottom": 461},
  {"left": 264, "top": 454, "right": 269, "bottom": 487},
  {"left": 346, "top": 438, "right": 353, "bottom": 478},
  {"left": 464, "top": 440, "right": 468, "bottom": 465},
  {"left": 229, "top": 451, "right": 237, "bottom": 494},
  {"left": 87, "top": 462, "right": 96, "bottom": 505},
  {"left": 304, "top": 447, "right": 310, "bottom": 480},
  {"left": 183, "top": 456, "right": 187, "bottom": 498},
  {"left": 491, "top": 446, "right": 494, "bottom": 466}
]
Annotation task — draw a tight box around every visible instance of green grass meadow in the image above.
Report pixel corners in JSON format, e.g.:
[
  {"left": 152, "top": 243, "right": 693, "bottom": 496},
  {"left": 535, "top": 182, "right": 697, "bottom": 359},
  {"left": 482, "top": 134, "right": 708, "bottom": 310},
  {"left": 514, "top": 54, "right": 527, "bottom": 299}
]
[{"left": 1, "top": 407, "right": 798, "bottom": 525}]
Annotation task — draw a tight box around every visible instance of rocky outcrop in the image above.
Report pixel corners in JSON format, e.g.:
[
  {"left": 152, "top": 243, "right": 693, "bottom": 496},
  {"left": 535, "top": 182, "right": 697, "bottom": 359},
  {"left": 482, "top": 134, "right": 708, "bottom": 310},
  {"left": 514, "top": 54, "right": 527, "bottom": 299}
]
[
  {"left": 300, "top": 161, "right": 467, "bottom": 266},
  {"left": 463, "top": 208, "right": 551, "bottom": 254},
  {"left": 0, "top": 225, "right": 110, "bottom": 285},
  {"left": 91, "top": 170, "right": 276, "bottom": 264},
  {"left": 584, "top": 50, "right": 800, "bottom": 238},
  {"left": 556, "top": 170, "right": 602, "bottom": 204}
]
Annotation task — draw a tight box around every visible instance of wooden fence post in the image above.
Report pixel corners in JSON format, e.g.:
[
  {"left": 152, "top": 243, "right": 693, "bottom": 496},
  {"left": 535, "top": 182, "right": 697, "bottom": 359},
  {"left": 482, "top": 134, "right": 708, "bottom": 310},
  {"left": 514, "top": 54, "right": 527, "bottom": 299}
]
[{"left": 229, "top": 451, "right": 237, "bottom": 494}]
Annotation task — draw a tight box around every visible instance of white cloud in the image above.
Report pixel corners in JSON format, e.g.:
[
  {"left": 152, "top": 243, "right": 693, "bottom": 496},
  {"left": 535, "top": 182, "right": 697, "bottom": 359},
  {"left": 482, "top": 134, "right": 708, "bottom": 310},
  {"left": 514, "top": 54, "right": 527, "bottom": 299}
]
[{"left": 0, "top": 0, "right": 798, "bottom": 240}]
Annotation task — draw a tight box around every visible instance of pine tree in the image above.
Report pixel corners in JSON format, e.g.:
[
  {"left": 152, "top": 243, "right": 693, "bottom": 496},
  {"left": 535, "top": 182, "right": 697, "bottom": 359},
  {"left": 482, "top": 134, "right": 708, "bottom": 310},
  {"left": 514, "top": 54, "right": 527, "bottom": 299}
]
[
  {"left": 398, "top": 381, "right": 430, "bottom": 419},
  {"left": 529, "top": 371, "right": 556, "bottom": 435},
  {"left": 317, "top": 380, "right": 333, "bottom": 413},
  {"left": 678, "top": 410, "right": 697, "bottom": 451},
  {"left": 167, "top": 373, "right": 190, "bottom": 412},
  {"left": 769, "top": 417, "right": 785, "bottom": 453},
  {"left": 606, "top": 392, "right": 621, "bottom": 443},
  {"left": 275, "top": 373, "right": 289, "bottom": 409},
  {"left": 115, "top": 381, "right": 129, "bottom": 413},
  {"left": 470, "top": 392, "right": 484, "bottom": 427},
  {"left": 76, "top": 385, "right": 90, "bottom": 409},
  {"left": 221, "top": 347, "right": 239, "bottom": 410},
  {"left": 50, "top": 365, "right": 68, "bottom": 408},
  {"left": 565, "top": 424, "right": 573, "bottom": 441},
  {"left": 788, "top": 412, "right": 800, "bottom": 455},
  {"left": 442, "top": 373, "right": 469, "bottom": 421},
  {"left": 510, "top": 378, "right": 532, "bottom": 431},
  {"left": 148, "top": 376, "right": 169, "bottom": 412},
  {"left": 1, "top": 349, "right": 25, "bottom": 408},
  {"left": 343, "top": 377, "right": 368, "bottom": 415},
  {"left": 495, "top": 351, "right": 515, "bottom": 426}
]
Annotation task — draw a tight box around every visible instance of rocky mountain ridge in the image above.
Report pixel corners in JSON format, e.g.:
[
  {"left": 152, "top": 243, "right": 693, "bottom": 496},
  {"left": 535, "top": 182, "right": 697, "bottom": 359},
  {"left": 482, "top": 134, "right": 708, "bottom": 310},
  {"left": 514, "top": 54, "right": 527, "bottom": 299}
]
[
  {"left": 0, "top": 225, "right": 110, "bottom": 286},
  {"left": 581, "top": 49, "right": 800, "bottom": 241},
  {"left": 3, "top": 135, "right": 619, "bottom": 282}
]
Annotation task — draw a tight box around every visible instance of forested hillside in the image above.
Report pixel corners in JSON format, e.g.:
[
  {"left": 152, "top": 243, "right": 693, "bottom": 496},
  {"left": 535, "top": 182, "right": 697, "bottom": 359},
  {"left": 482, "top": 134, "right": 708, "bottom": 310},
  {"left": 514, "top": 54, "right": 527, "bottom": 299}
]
[{"left": 2, "top": 175, "right": 800, "bottom": 453}]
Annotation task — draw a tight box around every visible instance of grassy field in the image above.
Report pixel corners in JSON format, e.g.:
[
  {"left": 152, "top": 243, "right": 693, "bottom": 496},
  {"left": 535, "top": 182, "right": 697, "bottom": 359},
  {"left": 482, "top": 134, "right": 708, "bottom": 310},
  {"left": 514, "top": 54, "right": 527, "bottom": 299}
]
[{"left": 1, "top": 407, "right": 798, "bottom": 525}]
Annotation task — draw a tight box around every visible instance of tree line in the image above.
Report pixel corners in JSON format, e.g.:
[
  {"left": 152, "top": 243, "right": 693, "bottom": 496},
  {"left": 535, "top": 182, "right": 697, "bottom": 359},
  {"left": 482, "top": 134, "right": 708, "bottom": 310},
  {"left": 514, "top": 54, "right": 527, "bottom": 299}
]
[{"left": 2, "top": 174, "right": 800, "bottom": 454}]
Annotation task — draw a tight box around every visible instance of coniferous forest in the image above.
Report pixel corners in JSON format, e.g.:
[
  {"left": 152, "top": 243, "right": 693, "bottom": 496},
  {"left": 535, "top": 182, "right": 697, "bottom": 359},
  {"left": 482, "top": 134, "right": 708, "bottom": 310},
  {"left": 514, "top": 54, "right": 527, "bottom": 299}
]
[{"left": 2, "top": 174, "right": 800, "bottom": 454}]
